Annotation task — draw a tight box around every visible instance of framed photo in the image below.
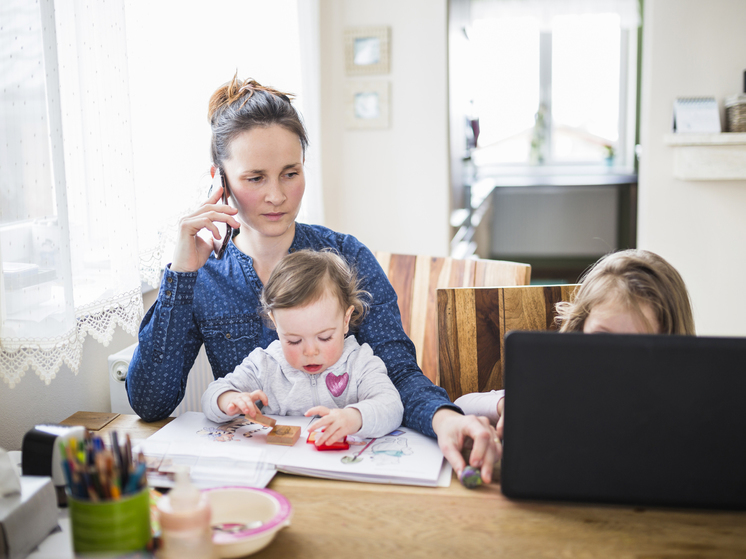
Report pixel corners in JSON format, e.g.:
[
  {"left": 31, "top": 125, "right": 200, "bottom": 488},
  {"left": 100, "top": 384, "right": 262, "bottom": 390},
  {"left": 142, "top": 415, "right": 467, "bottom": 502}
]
[
  {"left": 345, "top": 81, "right": 390, "bottom": 130},
  {"left": 344, "top": 26, "right": 390, "bottom": 76}
]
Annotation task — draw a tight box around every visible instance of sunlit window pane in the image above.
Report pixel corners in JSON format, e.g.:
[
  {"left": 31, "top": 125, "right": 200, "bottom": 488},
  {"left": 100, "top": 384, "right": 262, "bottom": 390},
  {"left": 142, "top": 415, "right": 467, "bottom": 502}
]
[
  {"left": 551, "top": 14, "right": 621, "bottom": 163},
  {"left": 470, "top": 17, "right": 540, "bottom": 165},
  {"left": 0, "top": 0, "right": 56, "bottom": 225}
]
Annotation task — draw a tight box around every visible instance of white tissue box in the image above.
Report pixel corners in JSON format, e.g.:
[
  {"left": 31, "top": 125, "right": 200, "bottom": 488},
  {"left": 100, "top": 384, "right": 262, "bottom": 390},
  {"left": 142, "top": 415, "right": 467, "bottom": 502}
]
[{"left": 0, "top": 476, "right": 58, "bottom": 559}]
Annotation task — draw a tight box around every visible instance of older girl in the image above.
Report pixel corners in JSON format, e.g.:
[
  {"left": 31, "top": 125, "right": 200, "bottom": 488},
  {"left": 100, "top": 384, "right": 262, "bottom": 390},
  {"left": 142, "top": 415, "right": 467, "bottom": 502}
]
[{"left": 455, "top": 248, "right": 696, "bottom": 438}]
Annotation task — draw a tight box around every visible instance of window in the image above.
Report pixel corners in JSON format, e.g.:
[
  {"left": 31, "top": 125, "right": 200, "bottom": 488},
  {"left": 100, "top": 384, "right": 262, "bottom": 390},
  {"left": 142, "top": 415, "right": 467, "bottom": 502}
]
[{"left": 467, "top": 1, "right": 639, "bottom": 170}]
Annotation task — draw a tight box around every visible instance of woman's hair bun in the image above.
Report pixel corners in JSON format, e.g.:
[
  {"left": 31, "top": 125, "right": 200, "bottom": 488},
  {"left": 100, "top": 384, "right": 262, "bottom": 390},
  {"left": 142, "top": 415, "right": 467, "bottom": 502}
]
[
  {"left": 207, "top": 71, "right": 308, "bottom": 166},
  {"left": 208, "top": 72, "right": 294, "bottom": 124}
]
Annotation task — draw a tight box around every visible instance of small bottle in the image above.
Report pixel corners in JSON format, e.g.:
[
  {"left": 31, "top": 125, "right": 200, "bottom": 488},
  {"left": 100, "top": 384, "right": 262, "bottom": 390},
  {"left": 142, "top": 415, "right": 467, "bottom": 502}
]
[{"left": 157, "top": 466, "right": 213, "bottom": 559}]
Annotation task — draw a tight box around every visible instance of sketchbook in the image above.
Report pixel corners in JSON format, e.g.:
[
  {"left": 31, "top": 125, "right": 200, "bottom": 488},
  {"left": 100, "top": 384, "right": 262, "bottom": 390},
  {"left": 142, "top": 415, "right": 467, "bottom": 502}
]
[{"left": 138, "top": 412, "right": 450, "bottom": 488}]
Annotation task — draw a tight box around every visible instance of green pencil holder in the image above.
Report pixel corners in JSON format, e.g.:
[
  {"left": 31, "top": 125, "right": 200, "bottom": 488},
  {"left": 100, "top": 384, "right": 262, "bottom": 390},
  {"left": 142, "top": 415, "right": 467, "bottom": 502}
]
[{"left": 68, "top": 488, "right": 151, "bottom": 554}]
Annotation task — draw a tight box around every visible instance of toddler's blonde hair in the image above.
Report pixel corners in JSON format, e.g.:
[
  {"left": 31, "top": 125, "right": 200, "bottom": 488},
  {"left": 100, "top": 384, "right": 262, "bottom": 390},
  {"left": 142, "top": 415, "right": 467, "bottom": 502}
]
[
  {"left": 555, "top": 249, "right": 695, "bottom": 335},
  {"left": 261, "top": 249, "right": 369, "bottom": 329}
]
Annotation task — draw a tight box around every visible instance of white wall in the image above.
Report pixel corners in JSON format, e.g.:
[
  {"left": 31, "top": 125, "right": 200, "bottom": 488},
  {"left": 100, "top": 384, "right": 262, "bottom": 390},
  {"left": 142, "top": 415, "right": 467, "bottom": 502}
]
[
  {"left": 319, "top": 0, "right": 451, "bottom": 256},
  {"left": 638, "top": 0, "right": 746, "bottom": 336}
]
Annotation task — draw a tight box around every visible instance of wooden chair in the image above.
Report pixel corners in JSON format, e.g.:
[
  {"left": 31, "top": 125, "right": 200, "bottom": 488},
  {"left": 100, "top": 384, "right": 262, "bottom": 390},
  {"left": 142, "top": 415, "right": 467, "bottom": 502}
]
[
  {"left": 373, "top": 252, "right": 532, "bottom": 385},
  {"left": 437, "top": 284, "right": 579, "bottom": 401}
]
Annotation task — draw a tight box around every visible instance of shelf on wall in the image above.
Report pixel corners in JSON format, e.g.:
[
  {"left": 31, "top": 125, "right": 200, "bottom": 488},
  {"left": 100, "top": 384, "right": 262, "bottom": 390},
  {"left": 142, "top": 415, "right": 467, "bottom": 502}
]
[{"left": 664, "top": 133, "right": 746, "bottom": 180}]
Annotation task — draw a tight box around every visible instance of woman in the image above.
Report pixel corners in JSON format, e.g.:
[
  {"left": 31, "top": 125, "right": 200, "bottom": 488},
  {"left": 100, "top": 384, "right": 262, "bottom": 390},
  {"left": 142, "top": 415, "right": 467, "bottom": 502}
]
[{"left": 126, "top": 75, "right": 499, "bottom": 482}]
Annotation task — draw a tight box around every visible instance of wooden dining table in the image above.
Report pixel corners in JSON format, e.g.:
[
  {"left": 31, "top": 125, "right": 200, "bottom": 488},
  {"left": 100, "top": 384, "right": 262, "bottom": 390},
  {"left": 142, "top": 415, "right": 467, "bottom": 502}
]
[{"left": 61, "top": 412, "right": 746, "bottom": 559}]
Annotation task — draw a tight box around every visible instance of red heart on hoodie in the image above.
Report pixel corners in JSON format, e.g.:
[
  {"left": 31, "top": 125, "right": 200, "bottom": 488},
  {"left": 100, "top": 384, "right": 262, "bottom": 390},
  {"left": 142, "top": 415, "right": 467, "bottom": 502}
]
[{"left": 326, "top": 372, "right": 349, "bottom": 397}]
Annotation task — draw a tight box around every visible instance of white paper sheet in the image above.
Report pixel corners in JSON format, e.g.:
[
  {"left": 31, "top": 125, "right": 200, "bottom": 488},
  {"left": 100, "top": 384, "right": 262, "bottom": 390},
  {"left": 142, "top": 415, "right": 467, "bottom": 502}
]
[{"left": 141, "top": 412, "right": 447, "bottom": 488}]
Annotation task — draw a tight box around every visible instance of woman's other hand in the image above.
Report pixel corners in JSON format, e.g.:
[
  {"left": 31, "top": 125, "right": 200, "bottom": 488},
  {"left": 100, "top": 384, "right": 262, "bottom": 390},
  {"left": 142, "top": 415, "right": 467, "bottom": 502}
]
[
  {"left": 432, "top": 408, "right": 501, "bottom": 484},
  {"left": 305, "top": 406, "right": 363, "bottom": 446},
  {"left": 171, "top": 184, "right": 241, "bottom": 272},
  {"left": 496, "top": 396, "right": 505, "bottom": 441}
]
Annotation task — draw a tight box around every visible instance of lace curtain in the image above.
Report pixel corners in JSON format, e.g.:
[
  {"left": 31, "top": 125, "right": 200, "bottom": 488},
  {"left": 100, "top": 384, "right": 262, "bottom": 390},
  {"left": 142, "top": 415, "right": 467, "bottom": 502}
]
[
  {"left": 0, "top": 0, "right": 142, "bottom": 387},
  {"left": 1, "top": 0, "right": 320, "bottom": 387}
]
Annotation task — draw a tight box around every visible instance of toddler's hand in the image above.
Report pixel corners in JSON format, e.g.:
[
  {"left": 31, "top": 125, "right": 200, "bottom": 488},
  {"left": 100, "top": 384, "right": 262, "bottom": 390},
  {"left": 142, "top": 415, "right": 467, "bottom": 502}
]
[
  {"left": 217, "top": 390, "right": 269, "bottom": 418},
  {"left": 305, "top": 406, "right": 362, "bottom": 446}
]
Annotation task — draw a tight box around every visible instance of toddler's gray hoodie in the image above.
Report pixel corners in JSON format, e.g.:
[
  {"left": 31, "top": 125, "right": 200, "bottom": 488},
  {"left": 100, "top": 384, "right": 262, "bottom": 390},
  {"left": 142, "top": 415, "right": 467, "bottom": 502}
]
[{"left": 202, "top": 335, "right": 403, "bottom": 439}]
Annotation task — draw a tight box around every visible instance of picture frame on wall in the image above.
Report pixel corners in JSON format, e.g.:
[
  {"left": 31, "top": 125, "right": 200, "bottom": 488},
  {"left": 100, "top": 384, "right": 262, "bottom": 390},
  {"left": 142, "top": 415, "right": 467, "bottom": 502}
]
[
  {"left": 344, "top": 26, "right": 390, "bottom": 76},
  {"left": 345, "top": 81, "right": 390, "bottom": 130}
]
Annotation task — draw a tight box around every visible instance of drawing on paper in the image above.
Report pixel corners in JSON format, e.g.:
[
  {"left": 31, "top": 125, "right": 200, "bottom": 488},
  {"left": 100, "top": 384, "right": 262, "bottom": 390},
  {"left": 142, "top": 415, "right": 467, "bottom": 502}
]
[
  {"left": 369, "top": 436, "right": 414, "bottom": 466},
  {"left": 195, "top": 417, "right": 266, "bottom": 442},
  {"left": 341, "top": 432, "right": 414, "bottom": 467}
]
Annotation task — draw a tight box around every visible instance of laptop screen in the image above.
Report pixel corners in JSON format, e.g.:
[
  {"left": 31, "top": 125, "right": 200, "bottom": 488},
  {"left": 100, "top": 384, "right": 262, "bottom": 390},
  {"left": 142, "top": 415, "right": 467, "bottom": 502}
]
[{"left": 500, "top": 331, "right": 746, "bottom": 509}]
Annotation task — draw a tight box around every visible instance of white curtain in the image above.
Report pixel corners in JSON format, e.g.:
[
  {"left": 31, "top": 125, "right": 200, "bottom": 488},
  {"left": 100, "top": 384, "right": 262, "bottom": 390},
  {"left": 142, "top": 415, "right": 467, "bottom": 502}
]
[
  {"left": 296, "top": 0, "right": 325, "bottom": 226},
  {"left": 471, "top": 0, "right": 640, "bottom": 29},
  {"left": 0, "top": 0, "right": 142, "bottom": 387}
]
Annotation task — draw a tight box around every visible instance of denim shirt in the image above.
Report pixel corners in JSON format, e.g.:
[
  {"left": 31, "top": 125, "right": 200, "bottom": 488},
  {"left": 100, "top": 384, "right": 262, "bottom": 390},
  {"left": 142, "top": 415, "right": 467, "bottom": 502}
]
[{"left": 126, "top": 223, "right": 460, "bottom": 437}]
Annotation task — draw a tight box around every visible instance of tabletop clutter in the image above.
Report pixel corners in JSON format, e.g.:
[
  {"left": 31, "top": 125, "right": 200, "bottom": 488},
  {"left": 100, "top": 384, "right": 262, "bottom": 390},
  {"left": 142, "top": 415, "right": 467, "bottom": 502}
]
[
  {"left": 4, "top": 407, "right": 477, "bottom": 558},
  {"left": 11, "top": 412, "right": 399, "bottom": 558},
  {"left": 57, "top": 421, "right": 296, "bottom": 558}
]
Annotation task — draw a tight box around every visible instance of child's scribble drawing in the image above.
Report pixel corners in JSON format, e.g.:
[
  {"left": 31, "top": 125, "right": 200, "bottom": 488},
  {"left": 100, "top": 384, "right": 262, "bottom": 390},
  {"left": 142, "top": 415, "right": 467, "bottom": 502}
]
[
  {"left": 341, "top": 429, "right": 412, "bottom": 466},
  {"left": 196, "top": 417, "right": 265, "bottom": 442},
  {"left": 369, "top": 436, "right": 414, "bottom": 466}
]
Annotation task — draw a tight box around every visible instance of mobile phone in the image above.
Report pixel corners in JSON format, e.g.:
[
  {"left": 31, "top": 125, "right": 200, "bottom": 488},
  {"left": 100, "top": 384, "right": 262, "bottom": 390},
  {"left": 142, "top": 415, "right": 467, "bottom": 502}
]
[{"left": 211, "top": 168, "right": 232, "bottom": 259}]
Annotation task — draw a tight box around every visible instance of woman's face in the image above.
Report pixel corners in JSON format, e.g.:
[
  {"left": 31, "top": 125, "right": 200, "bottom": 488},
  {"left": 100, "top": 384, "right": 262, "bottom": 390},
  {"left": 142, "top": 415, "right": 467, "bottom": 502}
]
[{"left": 221, "top": 125, "right": 305, "bottom": 240}]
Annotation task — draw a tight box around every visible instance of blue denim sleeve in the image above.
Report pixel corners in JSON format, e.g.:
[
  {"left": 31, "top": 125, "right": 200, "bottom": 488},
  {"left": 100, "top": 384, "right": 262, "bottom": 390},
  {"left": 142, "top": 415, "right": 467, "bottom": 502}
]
[
  {"left": 125, "top": 266, "right": 202, "bottom": 422},
  {"left": 339, "top": 238, "right": 462, "bottom": 438}
]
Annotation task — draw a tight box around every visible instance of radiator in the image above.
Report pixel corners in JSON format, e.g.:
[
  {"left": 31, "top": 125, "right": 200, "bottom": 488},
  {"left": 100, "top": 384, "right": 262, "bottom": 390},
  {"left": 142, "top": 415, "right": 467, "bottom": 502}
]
[{"left": 108, "top": 343, "right": 214, "bottom": 416}]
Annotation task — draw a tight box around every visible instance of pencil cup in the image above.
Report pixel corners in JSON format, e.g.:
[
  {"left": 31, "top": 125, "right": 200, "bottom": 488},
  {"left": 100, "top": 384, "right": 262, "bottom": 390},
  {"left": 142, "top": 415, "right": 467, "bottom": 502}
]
[{"left": 68, "top": 487, "right": 151, "bottom": 554}]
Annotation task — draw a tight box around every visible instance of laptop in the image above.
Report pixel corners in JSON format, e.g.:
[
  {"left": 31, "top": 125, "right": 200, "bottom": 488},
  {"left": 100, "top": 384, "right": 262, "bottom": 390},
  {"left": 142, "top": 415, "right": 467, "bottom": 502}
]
[{"left": 500, "top": 331, "right": 746, "bottom": 509}]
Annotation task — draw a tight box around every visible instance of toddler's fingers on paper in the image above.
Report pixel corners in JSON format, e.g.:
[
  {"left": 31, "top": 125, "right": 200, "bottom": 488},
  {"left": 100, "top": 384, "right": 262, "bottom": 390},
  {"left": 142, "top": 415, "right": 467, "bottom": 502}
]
[
  {"left": 238, "top": 396, "right": 258, "bottom": 418},
  {"left": 305, "top": 406, "right": 330, "bottom": 417},
  {"left": 312, "top": 417, "right": 337, "bottom": 444},
  {"left": 317, "top": 423, "right": 342, "bottom": 446},
  {"left": 306, "top": 416, "right": 330, "bottom": 433},
  {"left": 250, "top": 390, "right": 268, "bottom": 407}
]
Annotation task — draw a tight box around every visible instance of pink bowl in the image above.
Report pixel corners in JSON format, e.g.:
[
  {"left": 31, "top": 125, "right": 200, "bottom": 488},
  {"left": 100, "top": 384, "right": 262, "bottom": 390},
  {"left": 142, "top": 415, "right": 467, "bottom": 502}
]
[{"left": 204, "top": 486, "right": 292, "bottom": 558}]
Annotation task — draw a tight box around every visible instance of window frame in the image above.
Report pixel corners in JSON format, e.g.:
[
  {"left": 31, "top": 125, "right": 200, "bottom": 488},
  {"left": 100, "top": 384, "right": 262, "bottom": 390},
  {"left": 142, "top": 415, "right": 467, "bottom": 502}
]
[{"left": 471, "top": 19, "right": 638, "bottom": 173}]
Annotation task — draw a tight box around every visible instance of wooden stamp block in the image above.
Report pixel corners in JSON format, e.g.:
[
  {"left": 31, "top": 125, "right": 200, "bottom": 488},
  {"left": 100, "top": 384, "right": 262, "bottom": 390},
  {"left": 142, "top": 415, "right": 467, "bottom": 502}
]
[
  {"left": 250, "top": 412, "right": 277, "bottom": 428},
  {"left": 267, "top": 425, "right": 301, "bottom": 446}
]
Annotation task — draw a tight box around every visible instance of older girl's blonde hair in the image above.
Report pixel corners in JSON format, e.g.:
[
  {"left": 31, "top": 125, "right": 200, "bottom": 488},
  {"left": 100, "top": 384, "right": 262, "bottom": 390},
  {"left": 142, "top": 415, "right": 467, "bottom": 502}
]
[
  {"left": 261, "top": 249, "right": 369, "bottom": 329},
  {"left": 555, "top": 249, "right": 695, "bottom": 335}
]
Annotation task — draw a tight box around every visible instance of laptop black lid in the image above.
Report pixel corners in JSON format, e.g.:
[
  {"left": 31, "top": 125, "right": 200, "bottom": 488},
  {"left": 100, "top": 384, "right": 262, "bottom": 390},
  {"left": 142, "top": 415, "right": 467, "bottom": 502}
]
[{"left": 501, "top": 331, "right": 746, "bottom": 509}]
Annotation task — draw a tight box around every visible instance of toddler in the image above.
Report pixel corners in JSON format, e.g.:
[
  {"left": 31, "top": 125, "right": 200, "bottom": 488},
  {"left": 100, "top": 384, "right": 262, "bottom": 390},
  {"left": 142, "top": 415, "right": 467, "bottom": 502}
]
[
  {"left": 202, "top": 249, "right": 404, "bottom": 446},
  {"left": 455, "top": 249, "right": 696, "bottom": 432}
]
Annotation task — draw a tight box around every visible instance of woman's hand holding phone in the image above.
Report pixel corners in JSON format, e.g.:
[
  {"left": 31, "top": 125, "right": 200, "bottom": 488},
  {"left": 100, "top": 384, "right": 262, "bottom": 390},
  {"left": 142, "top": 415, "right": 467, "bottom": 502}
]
[{"left": 171, "top": 170, "right": 241, "bottom": 273}]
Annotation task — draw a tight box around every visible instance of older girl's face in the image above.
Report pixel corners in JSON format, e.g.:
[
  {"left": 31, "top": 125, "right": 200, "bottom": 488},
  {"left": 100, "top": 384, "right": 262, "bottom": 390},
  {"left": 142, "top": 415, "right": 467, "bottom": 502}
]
[
  {"left": 583, "top": 298, "right": 660, "bottom": 334},
  {"left": 221, "top": 125, "right": 305, "bottom": 240}
]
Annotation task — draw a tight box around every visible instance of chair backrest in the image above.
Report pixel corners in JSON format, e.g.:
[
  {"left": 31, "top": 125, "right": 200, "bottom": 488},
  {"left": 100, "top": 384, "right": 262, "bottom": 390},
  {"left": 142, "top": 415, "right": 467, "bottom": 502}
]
[
  {"left": 437, "top": 284, "right": 579, "bottom": 401},
  {"left": 373, "top": 252, "right": 532, "bottom": 385}
]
